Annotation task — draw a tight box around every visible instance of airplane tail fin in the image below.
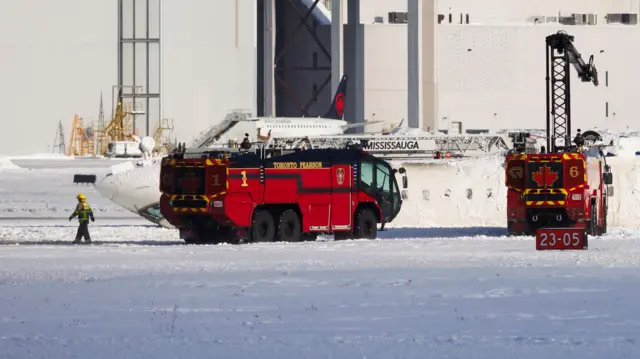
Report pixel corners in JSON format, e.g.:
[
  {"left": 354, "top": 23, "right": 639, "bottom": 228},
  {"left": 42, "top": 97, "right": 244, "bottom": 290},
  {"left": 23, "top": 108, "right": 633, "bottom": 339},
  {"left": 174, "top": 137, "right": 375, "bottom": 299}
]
[
  {"left": 389, "top": 119, "right": 405, "bottom": 135},
  {"left": 323, "top": 74, "right": 348, "bottom": 120}
]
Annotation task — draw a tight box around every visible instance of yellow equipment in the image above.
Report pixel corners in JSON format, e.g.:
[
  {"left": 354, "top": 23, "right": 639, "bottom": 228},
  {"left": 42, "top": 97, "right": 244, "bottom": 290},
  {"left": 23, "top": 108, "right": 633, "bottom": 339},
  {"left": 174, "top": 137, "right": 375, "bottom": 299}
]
[
  {"left": 77, "top": 194, "right": 86, "bottom": 201},
  {"left": 93, "top": 86, "right": 145, "bottom": 156},
  {"left": 152, "top": 118, "right": 175, "bottom": 155},
  {"left": 67, "top": 115, "right": 94, "bottom": 157}
]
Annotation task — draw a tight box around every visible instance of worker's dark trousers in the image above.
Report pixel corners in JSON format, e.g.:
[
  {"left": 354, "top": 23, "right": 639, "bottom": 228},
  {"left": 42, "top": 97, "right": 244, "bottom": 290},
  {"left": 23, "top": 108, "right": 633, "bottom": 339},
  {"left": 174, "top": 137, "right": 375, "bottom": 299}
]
[{"left": 73, "top": 222, "right": 91, "bottom": 243}]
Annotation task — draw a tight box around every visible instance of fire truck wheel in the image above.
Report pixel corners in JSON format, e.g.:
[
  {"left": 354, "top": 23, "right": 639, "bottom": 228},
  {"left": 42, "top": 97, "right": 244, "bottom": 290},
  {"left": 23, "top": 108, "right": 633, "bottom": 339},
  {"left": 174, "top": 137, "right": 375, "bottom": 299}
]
[
  {"left": 250, "top": 209, "right": 276, "bottom": 243},
  {"left": 277, "top": 209, "right": 302, "bottom": 242},
  {"left": 589, "top": 203, "right": 597, "bottom": 236},
  {"left": 354, "top": 208, "right": 377, "bottom": 239}
]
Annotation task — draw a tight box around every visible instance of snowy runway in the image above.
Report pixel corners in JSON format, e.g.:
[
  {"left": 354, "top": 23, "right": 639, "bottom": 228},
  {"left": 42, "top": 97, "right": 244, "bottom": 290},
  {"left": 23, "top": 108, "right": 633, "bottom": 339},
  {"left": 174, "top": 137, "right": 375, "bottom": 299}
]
[{"left": 2, "top": 223, "right": 640, "bottom": 358}]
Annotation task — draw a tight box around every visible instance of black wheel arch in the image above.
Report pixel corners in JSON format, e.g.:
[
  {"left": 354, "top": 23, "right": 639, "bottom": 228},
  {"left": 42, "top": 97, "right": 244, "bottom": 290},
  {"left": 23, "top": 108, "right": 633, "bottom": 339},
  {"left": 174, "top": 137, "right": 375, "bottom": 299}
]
[{"left": 355, "top": 202, "right": 381, "bottom": 224}]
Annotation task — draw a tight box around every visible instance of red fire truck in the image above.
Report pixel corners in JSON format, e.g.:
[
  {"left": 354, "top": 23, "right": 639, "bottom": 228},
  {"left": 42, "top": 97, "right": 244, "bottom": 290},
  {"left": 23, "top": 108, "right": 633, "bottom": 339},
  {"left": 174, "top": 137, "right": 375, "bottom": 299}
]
[
  {"left": 159, "top": 140, "right": 408, "bottom": 244},
  {"left": 505, "top": 31, "right": 614, "bottom": 248},
  {"left": 505, "top": 143, "right": 613, "bottom": 238}
]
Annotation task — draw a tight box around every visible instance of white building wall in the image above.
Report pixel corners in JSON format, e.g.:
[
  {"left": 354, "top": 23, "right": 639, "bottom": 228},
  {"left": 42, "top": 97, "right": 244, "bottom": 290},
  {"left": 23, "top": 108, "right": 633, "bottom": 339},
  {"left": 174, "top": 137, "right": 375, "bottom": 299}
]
[
  {"left": 358, "top": 0, "right": 407, "bottom": 24},
  {"left": 353, "top": 0, "right": 636, "bottom": 25},
  {"left": 144, "top": 0, "right": 256, "bottom": 145},
  {"left": 362, "top": 25, "right": 407, "bottom": 131},
  {"left": 359, "top": 23, "right": 640, "bottom": 133},
  {"left": 438, "top": 24, "right": 636, "bottom": 133},
  {"left": 0, "top": 0, "right": 257, "bottom": 156},
  {"left": 0, "top": 0, "right": 117, "bottom": 156},
  {"left": 437, "top": 0, "right": 636, "bottom": 25}
]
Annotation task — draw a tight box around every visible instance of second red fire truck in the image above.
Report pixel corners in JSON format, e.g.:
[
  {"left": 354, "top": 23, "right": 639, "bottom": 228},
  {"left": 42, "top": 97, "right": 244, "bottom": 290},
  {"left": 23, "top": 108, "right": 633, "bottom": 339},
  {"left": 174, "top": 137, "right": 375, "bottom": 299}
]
[{"left": 505, "top": 31, "right": 614, "bottom": 249}]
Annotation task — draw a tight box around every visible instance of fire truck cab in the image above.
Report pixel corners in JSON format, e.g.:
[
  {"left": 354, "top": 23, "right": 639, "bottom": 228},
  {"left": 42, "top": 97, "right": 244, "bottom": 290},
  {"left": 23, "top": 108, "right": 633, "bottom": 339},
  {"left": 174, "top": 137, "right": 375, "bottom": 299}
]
[
  {"left": 159, "top": 142, "right": 407, "bottom": 244},
  {"left": 505, "top": 137, "right": 613, "bottom": 236}
]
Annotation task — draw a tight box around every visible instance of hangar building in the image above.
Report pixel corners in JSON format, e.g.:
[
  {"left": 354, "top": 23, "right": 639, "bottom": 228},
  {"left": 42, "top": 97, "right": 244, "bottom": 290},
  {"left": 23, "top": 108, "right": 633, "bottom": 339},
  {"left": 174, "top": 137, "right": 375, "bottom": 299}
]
[{"left": 0, "top": 0, "right": 637, "bottom": 155}]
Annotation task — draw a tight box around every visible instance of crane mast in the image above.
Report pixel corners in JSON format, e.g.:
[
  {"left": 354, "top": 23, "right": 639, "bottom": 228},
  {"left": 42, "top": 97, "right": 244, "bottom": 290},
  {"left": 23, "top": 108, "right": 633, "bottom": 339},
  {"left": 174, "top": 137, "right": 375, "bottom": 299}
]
[{"left": 545, "top": 31, "right": 599, "bottom": 153}]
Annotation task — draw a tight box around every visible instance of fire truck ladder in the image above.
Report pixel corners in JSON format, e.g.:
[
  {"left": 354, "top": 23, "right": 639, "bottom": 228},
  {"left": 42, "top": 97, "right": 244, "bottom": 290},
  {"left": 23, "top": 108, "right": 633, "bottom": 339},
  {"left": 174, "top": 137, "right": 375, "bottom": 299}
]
[
  {"left": 262, "top": 134, "right": 510, "bottom": 158},
  {"left": 545, "top": 31, "right": 599, "bottom": 153},
  {"left": 262, "top": 136, "right": 355, "bottom": 150}
]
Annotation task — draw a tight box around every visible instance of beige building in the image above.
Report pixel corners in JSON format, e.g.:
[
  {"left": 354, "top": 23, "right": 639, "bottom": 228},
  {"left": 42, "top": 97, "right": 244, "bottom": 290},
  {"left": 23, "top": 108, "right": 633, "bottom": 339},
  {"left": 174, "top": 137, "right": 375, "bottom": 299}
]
[{"left": 0, "top": 0, "right": 637, "bottom": 155}]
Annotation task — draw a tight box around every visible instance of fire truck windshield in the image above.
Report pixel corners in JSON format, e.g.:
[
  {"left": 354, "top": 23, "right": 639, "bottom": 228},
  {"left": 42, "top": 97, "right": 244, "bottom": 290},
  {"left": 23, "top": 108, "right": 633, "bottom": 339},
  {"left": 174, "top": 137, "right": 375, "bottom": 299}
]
[{"left": 359, "top": 156, "right": 402, "bottom": 222}]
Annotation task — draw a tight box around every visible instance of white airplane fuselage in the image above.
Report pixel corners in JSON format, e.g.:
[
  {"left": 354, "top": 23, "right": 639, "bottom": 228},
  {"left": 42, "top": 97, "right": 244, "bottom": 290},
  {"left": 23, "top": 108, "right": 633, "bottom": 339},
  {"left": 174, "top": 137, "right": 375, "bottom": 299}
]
[
  {"left": 254, "top": 117, "right": 347, "bottom": 138},
  {"left": 95, "top": 161, "right": 174, "bottom": 229}
]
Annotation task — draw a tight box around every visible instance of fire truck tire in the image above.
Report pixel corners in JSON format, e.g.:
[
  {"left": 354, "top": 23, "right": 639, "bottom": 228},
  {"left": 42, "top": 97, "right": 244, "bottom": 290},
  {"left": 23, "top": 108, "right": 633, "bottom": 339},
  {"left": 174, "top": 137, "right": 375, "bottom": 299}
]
[
  {"left": 588, "top": 203, "right": 597, "bottom": 236},
  {"left": 250, "top": 209, "right": 276, "bottom": 243},
  {"left": 354, "top": 208, "right": 377, "bottom": 239},
  {"left": 276, "top": 209, "right": 302, "bottom": 242},
  {"left": 601, "top": 199, "right": 608, "bottom": 234}
]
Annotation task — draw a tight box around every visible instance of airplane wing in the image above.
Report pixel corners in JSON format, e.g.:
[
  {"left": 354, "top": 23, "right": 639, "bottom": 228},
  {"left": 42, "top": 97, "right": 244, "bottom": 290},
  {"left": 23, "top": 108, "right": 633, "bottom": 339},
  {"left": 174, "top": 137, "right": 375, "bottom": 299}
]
[
  {"left": 340, "top": 120, "right": 384, "bottom": 130},
  {"left": 359, "top": 119, "right": 405, "bottom": 136}
]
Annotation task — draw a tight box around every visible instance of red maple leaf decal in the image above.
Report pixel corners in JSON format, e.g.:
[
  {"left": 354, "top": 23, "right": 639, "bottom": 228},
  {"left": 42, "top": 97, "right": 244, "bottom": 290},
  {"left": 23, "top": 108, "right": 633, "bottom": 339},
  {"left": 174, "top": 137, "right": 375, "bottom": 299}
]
[
  {"left": 532, "top": 165, "right": 559, "bottom": 187},
  {"left": 178, "top": 172, "right": 201, "bottom": 192},
  {"left": 335, "top": 93, "right": 344, "bottom": 116}
]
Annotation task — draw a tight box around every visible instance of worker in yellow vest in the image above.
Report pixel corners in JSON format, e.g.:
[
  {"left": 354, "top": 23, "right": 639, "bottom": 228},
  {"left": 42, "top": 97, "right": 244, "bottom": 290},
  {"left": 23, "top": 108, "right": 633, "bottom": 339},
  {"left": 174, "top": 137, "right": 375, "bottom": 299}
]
[{"left": 69, "top": 193, "right": 95, "bottom": 244}]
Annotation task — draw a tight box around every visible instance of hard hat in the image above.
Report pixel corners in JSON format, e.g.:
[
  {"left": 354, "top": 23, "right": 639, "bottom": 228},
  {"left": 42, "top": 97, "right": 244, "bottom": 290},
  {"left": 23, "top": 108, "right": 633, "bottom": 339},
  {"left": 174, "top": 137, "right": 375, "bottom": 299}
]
[{"left": 77, "top": 194, "right": 86, "bottom": 201}]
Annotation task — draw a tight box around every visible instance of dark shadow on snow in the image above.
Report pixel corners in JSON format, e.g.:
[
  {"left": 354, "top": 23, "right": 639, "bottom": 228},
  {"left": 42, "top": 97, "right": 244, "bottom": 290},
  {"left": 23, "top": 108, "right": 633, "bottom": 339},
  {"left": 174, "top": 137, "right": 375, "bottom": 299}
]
[
  {"left": 0, "top": 223, "right": 160, "bottom": 229},
  {"left": 0, "top": 240, "right": 185, "bottom": 246},
  {"left": 377, "top": 227, "right": 508, "bottom": 239}
]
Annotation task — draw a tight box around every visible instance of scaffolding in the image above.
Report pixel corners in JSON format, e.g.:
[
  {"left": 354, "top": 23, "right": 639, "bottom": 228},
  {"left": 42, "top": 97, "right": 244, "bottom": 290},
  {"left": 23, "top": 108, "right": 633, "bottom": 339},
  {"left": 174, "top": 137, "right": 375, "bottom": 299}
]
[
  {"left": 67, "top": 115, "right": 94, "bottom": 157},
  {"left": 93, "top": 85, "right": 146, "bottom": 156},
  {"left": 118, "top": 0, "right": 161, "bottom": 136},
  {"left": 153, "top": 118, "right": 176, "bottom": 155},
  {"left": 52, "top": 120, "right": 66, "bottom": 154}
]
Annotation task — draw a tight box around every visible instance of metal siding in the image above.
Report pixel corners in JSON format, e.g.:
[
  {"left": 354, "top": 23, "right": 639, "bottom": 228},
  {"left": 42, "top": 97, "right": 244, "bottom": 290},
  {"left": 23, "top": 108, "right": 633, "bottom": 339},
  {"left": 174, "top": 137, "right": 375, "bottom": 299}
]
[{"left": 276, "top": 3, "right": 333, "bottom": 118}]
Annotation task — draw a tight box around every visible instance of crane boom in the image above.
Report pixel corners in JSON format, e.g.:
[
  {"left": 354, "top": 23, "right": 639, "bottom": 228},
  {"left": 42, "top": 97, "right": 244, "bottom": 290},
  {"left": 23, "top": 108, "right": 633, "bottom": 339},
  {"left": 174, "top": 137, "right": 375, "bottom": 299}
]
[{"left": 545, "top": 31, "right": 599, "bottom": 153}]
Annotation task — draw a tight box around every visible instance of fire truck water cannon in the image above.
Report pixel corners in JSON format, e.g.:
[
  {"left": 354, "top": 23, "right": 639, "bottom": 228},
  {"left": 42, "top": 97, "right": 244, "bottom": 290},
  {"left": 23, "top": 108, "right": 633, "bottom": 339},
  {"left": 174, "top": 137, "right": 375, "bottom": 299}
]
[
  {"left": 159, "top": 138, "right": 407, "bottom": 244},
  {"left": 504, "top": 31, "right": 612, "bottom": 250}
]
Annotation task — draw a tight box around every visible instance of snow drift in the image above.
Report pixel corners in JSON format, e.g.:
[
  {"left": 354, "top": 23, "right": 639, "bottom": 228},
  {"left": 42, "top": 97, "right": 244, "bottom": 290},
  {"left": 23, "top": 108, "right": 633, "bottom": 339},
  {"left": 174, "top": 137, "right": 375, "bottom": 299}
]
[{"left": 0, "top": 157, "right": 20, "bottom": 171}]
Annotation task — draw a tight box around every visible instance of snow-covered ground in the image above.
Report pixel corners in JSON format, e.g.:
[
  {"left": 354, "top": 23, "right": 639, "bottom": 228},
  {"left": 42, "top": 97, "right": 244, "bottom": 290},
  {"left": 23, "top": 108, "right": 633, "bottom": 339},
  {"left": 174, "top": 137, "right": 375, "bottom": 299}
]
[
  {"left": 0, "top": 158, "right": 135, "bottom": 219},
  {"left": 2, "top": 221, "right": 640, "bottom": 358},
  {"left": 2, "top": 154, "right": 640, "bottom": 357}
]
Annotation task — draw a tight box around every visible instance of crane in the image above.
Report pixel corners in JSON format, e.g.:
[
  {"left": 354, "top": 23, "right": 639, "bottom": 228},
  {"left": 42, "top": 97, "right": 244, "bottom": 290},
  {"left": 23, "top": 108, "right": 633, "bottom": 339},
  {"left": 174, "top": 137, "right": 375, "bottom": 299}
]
[{"left": 545, "top": 30, "right": 599, "bottom": 153}]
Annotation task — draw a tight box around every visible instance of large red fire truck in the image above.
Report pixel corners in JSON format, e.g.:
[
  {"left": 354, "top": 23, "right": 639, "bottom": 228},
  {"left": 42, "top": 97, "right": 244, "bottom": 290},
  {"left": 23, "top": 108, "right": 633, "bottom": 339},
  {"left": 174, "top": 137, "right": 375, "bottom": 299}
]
[
  {"left": 159, "top": 139, "right": 408, "bottom": 244},
  {"left": 505, "top": 31, "right": 614, "bottom": 247}
]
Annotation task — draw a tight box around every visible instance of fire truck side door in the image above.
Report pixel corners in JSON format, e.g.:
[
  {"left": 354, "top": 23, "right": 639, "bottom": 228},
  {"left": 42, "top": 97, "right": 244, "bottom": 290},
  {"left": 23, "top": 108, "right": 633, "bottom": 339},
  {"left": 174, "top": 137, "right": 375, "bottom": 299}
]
[{"left": 330, "top": 164, "right": 352, "bottom": 231}]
